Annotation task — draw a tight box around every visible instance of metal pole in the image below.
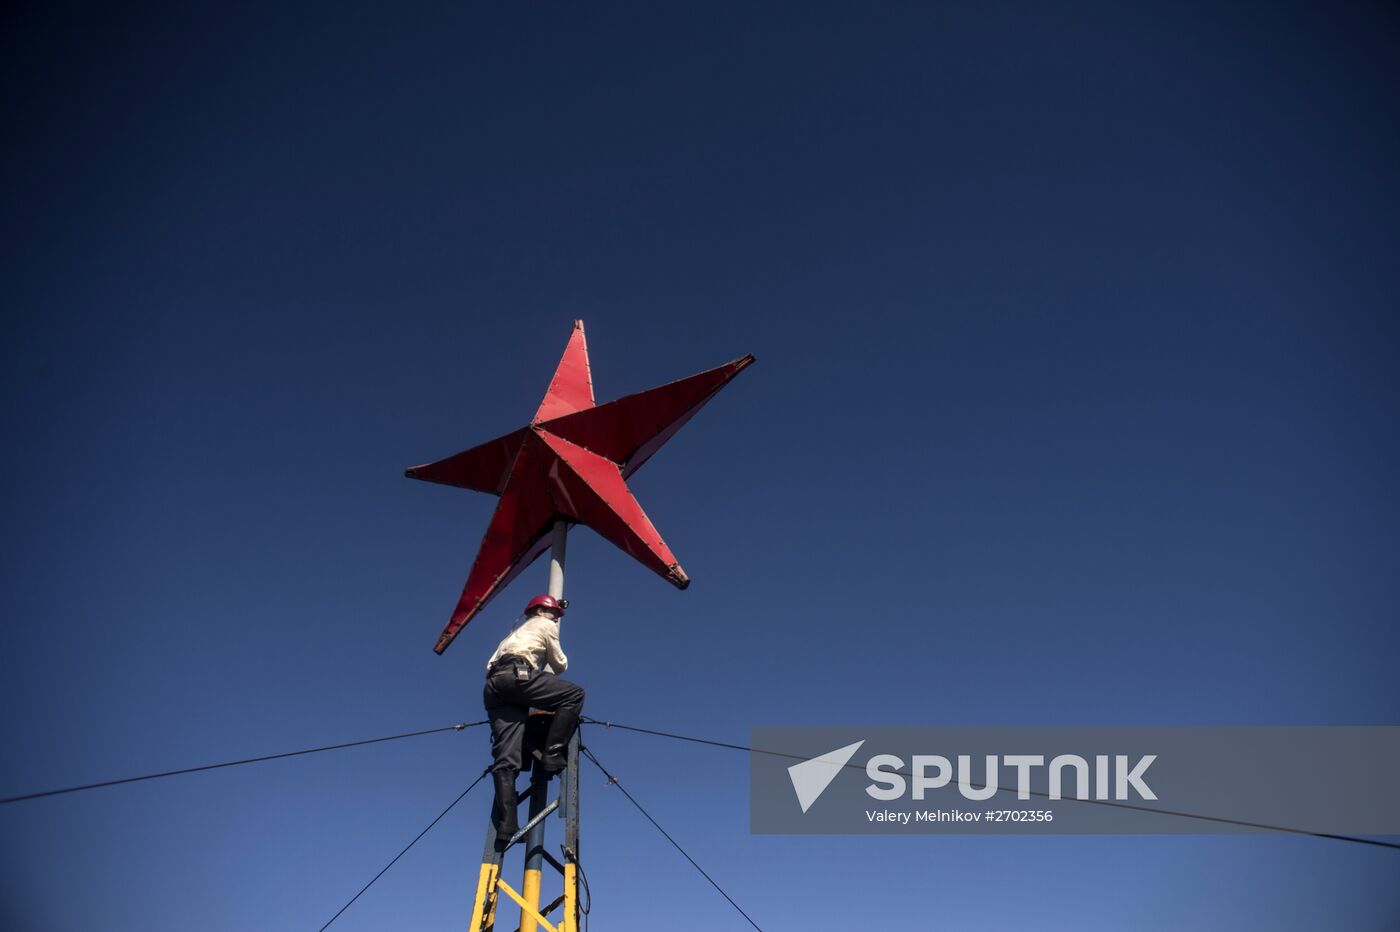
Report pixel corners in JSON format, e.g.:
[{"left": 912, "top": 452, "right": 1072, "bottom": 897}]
[
  {"left": 468, "top": 809, "right": 503, "bottom": 931},
  {"left": 520, "top": 517, "right": 568, "bottom": 932},
  {"left": 473, "top": 517, "right": 570, "bottom": 931},
  {"left": 562, "top": 729, "right": 581, "bottom": 932},
  {"left": 518, "top": 769, "right": 550, "bottom": 932},
  {"left": 547, "top": 518, "right": 567, "bottom": 599}
]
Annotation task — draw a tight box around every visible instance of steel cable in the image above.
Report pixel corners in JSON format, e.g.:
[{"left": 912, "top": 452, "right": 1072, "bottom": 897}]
[
  {"left": 1, "top": 722, "right": 487, "bottom": 805},
  {"left": 317, "top": 766, "right": 491, "bottom": 931},
  {"left": 581, "top": 745, "right": 764, "bottom": 931},
  {"left": 581, "top": 716, "right": 1400, "bottom": 852}
]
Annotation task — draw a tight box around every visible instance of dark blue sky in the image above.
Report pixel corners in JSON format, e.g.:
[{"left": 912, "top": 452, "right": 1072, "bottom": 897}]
[{"left": 3, "top": 2, "right": 1398, "bottom": 929}]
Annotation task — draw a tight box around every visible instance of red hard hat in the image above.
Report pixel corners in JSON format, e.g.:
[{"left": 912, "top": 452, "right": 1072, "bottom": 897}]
[{"left": 524, "top": 594, "right": 567, "bottom": 616}]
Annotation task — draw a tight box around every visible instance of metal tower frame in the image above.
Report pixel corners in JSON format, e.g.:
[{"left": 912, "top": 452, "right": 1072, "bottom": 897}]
[{"left": 468, "top": 726, "right": 581, "bottom": 932}]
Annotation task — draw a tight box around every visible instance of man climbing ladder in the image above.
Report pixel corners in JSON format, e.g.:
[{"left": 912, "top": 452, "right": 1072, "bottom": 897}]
[{"left": 483, "top": 594, "right": 585, "bottom": 841}]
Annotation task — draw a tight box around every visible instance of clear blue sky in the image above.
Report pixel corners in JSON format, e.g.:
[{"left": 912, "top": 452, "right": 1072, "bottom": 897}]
[{"left": 3, "top": 2, "right": 1398, "bottom": 929}]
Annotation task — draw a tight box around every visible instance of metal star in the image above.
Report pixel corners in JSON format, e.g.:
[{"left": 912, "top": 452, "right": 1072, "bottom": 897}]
[{"left": 407, "top": 320, "right": 753, "bottom": 654}]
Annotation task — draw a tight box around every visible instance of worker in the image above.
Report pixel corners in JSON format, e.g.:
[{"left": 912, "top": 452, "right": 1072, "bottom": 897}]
[{"left": 483, "top": 594, "right": 585, "bottom": 841}]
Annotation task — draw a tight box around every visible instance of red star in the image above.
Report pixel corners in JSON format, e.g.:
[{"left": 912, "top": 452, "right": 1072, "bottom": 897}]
[{"left": 407, "top": 321, "right": 754, "bottom": 654}]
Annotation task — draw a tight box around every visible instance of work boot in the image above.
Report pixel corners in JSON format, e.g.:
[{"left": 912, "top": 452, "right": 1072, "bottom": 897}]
[
  {"left": 492, "top": 771, "right": 519, "bottom": 841},
  {"left": 537, "top": 705, "right": 576, "bottom": 761},
  {"left": 539, "top": 743, "right": 569, "bottom": 773}
]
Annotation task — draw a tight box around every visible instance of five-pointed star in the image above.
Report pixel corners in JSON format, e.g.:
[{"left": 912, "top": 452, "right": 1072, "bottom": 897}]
[{"left": 406, "top": 321, "right": 754, "bottom": 654}]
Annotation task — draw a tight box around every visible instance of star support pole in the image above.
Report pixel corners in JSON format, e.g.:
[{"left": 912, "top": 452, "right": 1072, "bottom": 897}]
[{"left": 406, "top": 320, "right": 754, "bottom": 654}]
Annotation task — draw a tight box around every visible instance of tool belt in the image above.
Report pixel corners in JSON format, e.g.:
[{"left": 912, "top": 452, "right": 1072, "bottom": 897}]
[{"left": 488, "top": 654, "right": 533, "bottom": 678}]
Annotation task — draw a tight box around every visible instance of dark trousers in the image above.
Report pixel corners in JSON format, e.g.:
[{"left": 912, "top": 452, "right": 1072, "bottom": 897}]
[{"left": 483, "top": 668, "right": 586, "bottom": 774}]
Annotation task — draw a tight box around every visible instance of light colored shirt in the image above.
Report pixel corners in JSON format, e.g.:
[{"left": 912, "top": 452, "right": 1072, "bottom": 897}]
[{"left": 486, "top": 616, "right": 568, "bottom": 675}]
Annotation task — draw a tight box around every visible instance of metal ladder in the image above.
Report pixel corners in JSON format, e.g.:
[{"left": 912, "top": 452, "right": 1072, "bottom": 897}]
[{"left": 469, "top": 724, "right": 580, "bottom": 932}]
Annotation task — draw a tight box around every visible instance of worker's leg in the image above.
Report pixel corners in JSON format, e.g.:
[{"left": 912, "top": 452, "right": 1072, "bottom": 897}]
[
  {"left": 485, "top": 678, "right": 528, "bottom": 839},
  {"left": 522, "top": 674, "right": 585, "bottom": 771}
]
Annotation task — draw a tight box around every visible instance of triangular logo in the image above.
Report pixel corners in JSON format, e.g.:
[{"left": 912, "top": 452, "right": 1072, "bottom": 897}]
[{"left": 787, "top": 740, "right": 865, "bottom": 813}]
